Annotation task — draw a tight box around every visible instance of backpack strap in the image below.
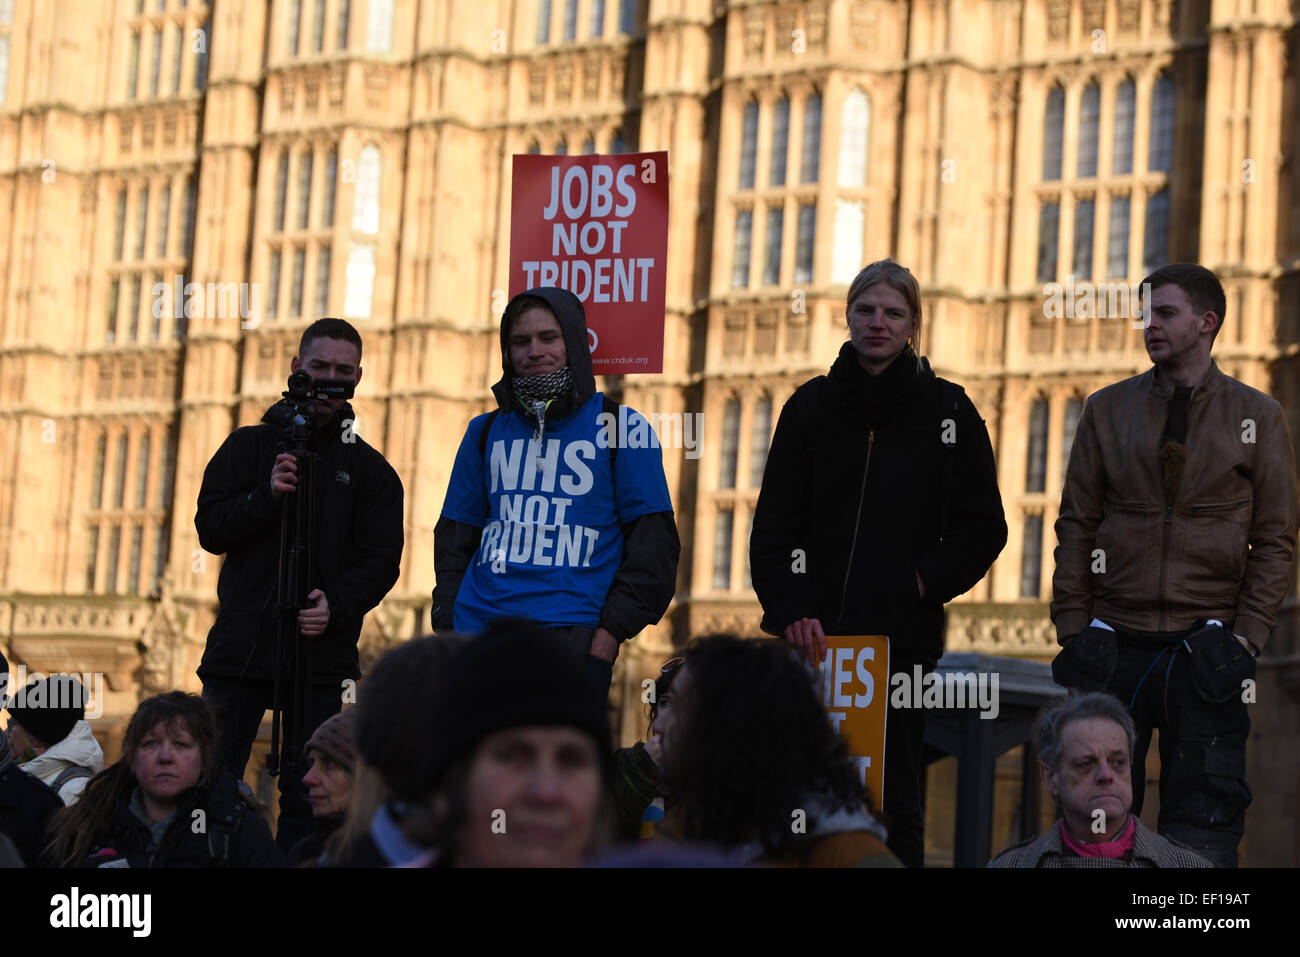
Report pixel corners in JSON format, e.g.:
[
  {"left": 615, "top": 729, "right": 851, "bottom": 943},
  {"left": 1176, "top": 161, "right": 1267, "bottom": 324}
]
[
  {"left": 51, "top": 765, "right": 94, "bottom": 793},
  {"left": 476, "top": 409, "right": 501, "bottom": 460}
]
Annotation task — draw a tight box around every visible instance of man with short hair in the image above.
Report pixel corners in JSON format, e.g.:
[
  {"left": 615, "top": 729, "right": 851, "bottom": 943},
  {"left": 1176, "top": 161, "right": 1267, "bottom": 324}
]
[
  {"left": 749, "top": 259, "right": 1007, "bottom": 867},
  {"left": 989, "top": 693, "right": 1211, "bottom": 867},
  {"left": 1051, "top": 263, "right": 1300, "bottom": 867},
  {"left": 195, "top": 317, "right": 404, "bottom": 850},
  {"left": 5, "top": 674, "right": 104, "bottom": 805},
  {"left": 432, "top": 287, "right": 679, "bottom": 701}
]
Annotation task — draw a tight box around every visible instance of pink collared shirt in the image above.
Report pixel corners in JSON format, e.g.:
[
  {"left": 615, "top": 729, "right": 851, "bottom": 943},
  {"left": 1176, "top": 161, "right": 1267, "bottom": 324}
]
[{"left": 1061, "top": 814, "right": 1136, "bottom": 859}]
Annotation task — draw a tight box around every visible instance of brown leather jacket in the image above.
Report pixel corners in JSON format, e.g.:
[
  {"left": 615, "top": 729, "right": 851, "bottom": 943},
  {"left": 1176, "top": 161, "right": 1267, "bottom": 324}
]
[{"left": 1052, "top": 361, "right": 1299, "bottom": 649}]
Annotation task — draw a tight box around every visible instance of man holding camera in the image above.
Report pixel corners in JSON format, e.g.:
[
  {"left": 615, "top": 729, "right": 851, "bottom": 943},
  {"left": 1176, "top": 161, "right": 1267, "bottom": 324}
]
[
  {"left": 1051, "top": 263, "right": 1299, "bottom": 867},
  {"left": 195, "top": 318, "right": 403, "bottom": 849}
]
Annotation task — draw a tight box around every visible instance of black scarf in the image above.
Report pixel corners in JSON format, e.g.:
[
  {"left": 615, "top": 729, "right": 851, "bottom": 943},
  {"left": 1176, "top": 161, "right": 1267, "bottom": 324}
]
[{"left": 829, "top": 342, "right": 925, "bottom": 427}]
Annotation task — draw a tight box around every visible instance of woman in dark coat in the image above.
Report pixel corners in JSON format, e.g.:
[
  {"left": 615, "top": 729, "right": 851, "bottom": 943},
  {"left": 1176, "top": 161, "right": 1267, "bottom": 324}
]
[{"left": 43, "top": 692, "right": 282, "bottom": 868}]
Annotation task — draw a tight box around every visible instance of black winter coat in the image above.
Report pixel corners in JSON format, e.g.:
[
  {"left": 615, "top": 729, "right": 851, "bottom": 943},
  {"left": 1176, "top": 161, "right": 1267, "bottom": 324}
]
[
  {"left": 750, "top": 344, "right": 1007, "bottom": 661},
  {"left": 0, "top": 759, "right": 63, "bottom": 867},
  {"left": 85, "top": 769, "right": 283, "bottom": 868},
  {"left": 195, "top": 401, "right": 404, "bottom": 684}
]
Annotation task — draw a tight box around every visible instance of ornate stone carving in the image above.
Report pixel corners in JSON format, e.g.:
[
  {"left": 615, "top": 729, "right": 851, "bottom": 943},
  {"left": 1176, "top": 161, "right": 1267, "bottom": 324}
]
[
  {"left": 1047, "top": 0, "right": 1069, "bottom": 42},
  {"left": 744, "top": 9, "right": 765, "bottom": 58},
  {"left": 850, "top": 1, "right": 878, "bottom": 49},
  {"left": 556, "top": 59, "right": 573, "bottom": 102},
  {"left": 1117, "top": 0, "right": 1139, "bottom": 33},
  {"left": 529, "top": 64, "right": 546, "bottom": 106},
  {"left": 1082, "top": 0, "right": 1104, "bottom": 31},
  {"left": 327, "top": 65, "right": 345, "bottom": 108},
  {"left": 805, "top": 1, "right": 828, "bottom": 51},
  {"left": 774, "top": 8, "right": 796, "bottom": 57},
  {"left": 583, "top": 56, "right": 600, "bottom": 101}
]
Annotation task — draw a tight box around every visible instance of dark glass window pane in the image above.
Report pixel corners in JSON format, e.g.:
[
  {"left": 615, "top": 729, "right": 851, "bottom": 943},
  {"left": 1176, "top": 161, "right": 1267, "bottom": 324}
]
[
  {"left": 763, "top": 207, "right": 783, "bottom": 286},
  {"left": 739, "top": 102, "right": 758, "bottom": 189},
  {"left": 1020, "top": 514, "right": 1044, "bottom": 598},
  {"left": 801, "top": 93, "right": 821, "bottom": 184},
  {"left": 713, "top": 509, "right": 734, "bottom": 590},
  {"left": 719, "top": 398, "right": 740, "bottom": 488},
  {"left": 1077, "top": 84, "right": 1099, "bottom": 177},
  {"left": 770, "top": 98, "right": 789, "bottom": 187},
  {"left": 1025, "top": 399, "right": 1048, "bottom": 493},
  {"left": 1037, "top": 202, "right": 1059, "bottom": 283},
  {"left": 1042, "top": 87, "right": 1064, "bottom": 180},
  {"left": 1113, "top": 79, "right": 1135, "bottom": 175},
  {"left": 1108, "top": 195, "right": 1130, "bottom": 278},
  {"left": 1073, "top": 199, "right": 1095, "bottom": 279}
]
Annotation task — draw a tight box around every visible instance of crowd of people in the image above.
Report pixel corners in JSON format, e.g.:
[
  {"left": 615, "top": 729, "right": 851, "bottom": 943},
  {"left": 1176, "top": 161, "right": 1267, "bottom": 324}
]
[{"left": 2, "top": 256, "right": 1292, "bottom": 869}]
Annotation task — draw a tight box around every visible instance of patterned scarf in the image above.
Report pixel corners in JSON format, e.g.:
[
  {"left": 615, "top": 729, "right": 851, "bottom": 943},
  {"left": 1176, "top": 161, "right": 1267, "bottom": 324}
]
[{"left": 513, "top": 367, "right": 574, "bottom": 444}]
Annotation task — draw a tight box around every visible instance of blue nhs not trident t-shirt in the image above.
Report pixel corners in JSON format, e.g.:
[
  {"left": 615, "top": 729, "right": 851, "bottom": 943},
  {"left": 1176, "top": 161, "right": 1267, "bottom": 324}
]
[{"left": 441, "top": 393, "right": 673, "bottom": 633}]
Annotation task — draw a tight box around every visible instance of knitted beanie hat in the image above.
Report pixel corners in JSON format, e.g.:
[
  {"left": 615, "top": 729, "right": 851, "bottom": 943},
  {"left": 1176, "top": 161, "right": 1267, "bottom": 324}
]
[
  {"left": 428, "top": 618, "right": 611, "bottom": 789},
  {"left": 306, "top": 707, "right": 358, "bottom": 774},
  {"left": 6, "top": 674, "right": 86, "bottom": 746}
]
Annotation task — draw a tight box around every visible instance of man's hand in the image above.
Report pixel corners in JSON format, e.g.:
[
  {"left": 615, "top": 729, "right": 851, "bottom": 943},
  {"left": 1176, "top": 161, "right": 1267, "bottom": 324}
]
[
  {"left": 299, "top": 588, "right": 330, "bottom": 637},
  {"left": 783, "top": 617, "right": 827, "bottom": 667},
  {"left": 270, "top": 453, "right": 298, "bottom": 501},
  {"left": 645, "top": 734, "right": 662, "bottom": 767},
  {"left": 590, "top": 627, "right": 619, "bottom": 663},
  {"left": 915, "top": 570, "right": 926, "bottom": 600}
]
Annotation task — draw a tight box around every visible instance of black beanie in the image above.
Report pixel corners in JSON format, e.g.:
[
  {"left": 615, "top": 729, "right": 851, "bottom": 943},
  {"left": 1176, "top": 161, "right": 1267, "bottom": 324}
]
[
  {"left": 6, "top": 675, "right": 87, "bottom": 746},
  {"left": 428, "top": 619, "right": 612, "bottom": 789}
]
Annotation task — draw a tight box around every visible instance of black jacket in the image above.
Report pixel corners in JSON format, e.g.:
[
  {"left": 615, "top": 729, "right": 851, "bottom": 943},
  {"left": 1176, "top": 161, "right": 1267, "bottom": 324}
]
[
  {"left": 195, "top": 400, "right": 404, "bottom": 684},
  {"left": 750, "top": 344, "right": 1007, "bottom": 660},
  {"left": 432, "top": 286, "right": 679, "bottom": 640},
  {"left": 84, "top": 769, "right": 283, "bottom": 868},
  {"left": 0, "top": 752, "right": 63, "bottom": 867}
]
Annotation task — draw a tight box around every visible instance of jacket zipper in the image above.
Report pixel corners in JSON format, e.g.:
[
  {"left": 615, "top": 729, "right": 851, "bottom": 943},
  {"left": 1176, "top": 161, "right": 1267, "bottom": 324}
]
[
  {"left": 1159, "top": 504, "right": 1173, "bottom": 631},
  {"left": 835, "top": 430, "right": 875, "bottom": 631}
]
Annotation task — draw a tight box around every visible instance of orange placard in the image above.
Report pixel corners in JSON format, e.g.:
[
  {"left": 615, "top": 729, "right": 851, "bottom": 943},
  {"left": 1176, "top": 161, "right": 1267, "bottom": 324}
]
[{"left": 809, "top": 635, "right": 890, "bottom": 809}]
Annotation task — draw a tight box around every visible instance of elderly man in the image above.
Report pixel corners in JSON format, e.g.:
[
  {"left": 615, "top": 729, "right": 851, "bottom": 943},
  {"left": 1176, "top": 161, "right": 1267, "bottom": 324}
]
[{"left": 989, "top": 693, "right": 1211, "bottom": 867}]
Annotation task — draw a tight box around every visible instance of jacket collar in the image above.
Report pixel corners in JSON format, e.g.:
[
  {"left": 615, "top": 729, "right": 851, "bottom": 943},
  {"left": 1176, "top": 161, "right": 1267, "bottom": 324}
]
[
  {"left": 1028, "top": 815, "right": 1175, "bottom": 866},
  {"left": 1144, "top": 359, "right": 1224, "bottom": 401}
]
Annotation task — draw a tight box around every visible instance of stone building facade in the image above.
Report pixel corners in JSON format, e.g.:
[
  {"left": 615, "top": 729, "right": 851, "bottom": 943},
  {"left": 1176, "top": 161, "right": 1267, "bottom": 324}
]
[{"left": 1, "top": 0, "right": 1297, "bottom": 863}]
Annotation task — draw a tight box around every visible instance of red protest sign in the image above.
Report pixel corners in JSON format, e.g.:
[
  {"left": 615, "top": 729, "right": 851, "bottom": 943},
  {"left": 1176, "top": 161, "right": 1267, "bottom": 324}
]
[{"left": 508, "top": 152, "right": 668, "bottom": 374}]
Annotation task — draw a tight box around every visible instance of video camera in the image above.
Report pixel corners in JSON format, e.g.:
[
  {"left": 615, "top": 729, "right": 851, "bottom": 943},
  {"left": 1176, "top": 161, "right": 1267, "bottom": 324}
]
[{"left": 262, "top": 370, "right": 356, "bottom": 437}]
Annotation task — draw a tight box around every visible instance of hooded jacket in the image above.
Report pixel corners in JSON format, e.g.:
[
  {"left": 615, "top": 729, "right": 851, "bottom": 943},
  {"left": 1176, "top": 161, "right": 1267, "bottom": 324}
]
[
  {"left": 80, "top": 767, "right": 283, "bottom": 868},
  {"left": 195, "top": 400, "right": 404, "bottom": 684},
  {"left": 750, "top": 343, "right": 1006, "bottom": 660},
  {"left": 433, "top": 286, "right": 679, "bottom": 639},
  {"left": 19, "top": 719, "right": 104, "bottom": 805}
]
